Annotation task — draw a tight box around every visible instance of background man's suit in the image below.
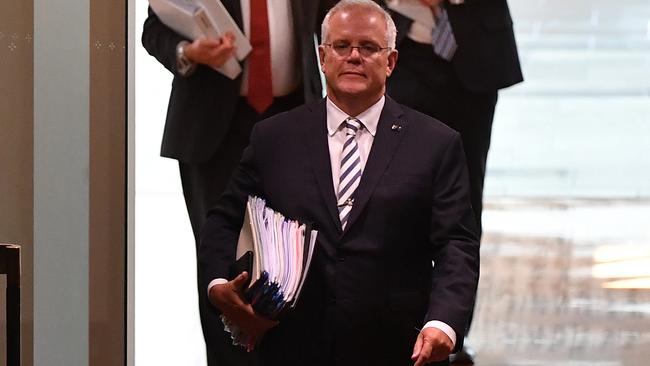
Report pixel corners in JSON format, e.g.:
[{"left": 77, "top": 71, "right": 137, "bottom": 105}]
[
  {"left": 142, "top": 1, "right": 335, "bottom": 364},
  {"left": 386, "top": 0, "right": 523, "bottom": 236},
  {"left": 200, "top": 96, "right": 480, "bottom": 366},
  {"left": 385, "top": 1, "right": 523, "bottom": 346}
]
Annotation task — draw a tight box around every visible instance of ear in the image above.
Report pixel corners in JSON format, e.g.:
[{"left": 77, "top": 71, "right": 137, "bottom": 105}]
[
  {"left": 386, "top": 49, "right": 398, "bottom": 77},
  {"left": 318, "top": 45, "right": 326, "bottom": 72}
]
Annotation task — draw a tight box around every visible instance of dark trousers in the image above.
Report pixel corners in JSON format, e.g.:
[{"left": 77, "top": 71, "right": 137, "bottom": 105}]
[
  {"left": 179, "top": 92, "right": 303, "bottom": 366},
  {"left": 387, "top": 38, "right": 498, "bottom": 331}
]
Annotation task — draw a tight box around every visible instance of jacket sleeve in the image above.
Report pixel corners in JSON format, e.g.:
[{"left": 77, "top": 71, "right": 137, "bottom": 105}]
[
  {"left": 141, "top": 6, "right": 189, "bottom": 75},
  {"left": 198, "top": 124, "right": 264, "bottom": 294},
  {"left": 425, "top": 132, "right": 480, "bottom": 352}
]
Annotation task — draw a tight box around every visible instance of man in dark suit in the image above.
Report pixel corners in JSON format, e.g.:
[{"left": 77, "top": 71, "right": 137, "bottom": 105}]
[
  {"left": 200, "top": 1, "right": 480, "bottom": 365},
  {"left": 142, "top": 1, "right": 335, "bottom": 365},
  {"left": 384, "top": 1, "right": 523, "bottom": 361}
]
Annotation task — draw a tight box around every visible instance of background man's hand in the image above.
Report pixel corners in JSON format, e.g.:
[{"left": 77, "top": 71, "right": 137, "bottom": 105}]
[
  {"left": 411, "top": 327, "right": 454, "bottom": 366},
  {"left": 208, "top": 272, "right": 278, "bottom": 344},
  {"left": 418, "top": 0, "right": 444, "bottom": 9},
  {"left": 184, "top": 32, "right": 236, "bottom": 69}
]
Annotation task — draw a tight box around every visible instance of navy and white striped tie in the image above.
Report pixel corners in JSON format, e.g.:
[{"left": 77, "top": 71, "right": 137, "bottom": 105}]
[
  {"left": 431, "top": 5, "right": 457, "bottom": 61},
  {"left": 337, "top": 118, "right": 363, "bottom": 230}
]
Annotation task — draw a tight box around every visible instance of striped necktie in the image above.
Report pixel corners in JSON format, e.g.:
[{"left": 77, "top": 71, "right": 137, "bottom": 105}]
[
  {"left": 337, "top": 118, "right": 363, "bottom": 230},
  {"left": 431, "top": 5, "right": 457, "bottom": 61}
]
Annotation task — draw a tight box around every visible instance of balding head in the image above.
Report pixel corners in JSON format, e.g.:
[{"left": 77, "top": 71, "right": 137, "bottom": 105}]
[{"left": 321, "top": 0, "right": 397, "bottom": 49}]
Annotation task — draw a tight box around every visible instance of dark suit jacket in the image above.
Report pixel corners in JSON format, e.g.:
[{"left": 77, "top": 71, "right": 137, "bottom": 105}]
[
  {"left": 199, "top": 96, "right": 480, "bottom": 366},
  {"left": 142, "top": 0, "right": 335, "bottom": 163},
  {"left": 389, "top": 0, "right": 524, "bottom": 93}
]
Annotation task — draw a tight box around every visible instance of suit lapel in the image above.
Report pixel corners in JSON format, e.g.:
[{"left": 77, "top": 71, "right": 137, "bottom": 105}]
[
  {"left": 343, "top": 97, "right": 407, "bottom": 234},
  {"left": 301, "top": 99, "right": 343, "bottom": 234}
]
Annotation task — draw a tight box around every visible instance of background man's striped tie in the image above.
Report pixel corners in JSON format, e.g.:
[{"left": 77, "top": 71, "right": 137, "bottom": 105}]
[
  {"left": 337, "top": 118, "right": 363, "bottom": 230},
  {"left": 431, "top": 5, "right": 457, "bottom": 61}
]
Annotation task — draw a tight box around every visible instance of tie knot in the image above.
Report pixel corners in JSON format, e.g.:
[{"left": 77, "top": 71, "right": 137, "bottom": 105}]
[{"left": 344, "top": 118, "right": 362, "bottom": 136}]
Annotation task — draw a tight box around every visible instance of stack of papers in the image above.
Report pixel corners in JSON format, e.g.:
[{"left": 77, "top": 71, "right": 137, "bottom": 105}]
[
  {"left": 223, "top": 196, "right": 318, "bottom": 347},
  {"left": 238, "top": 196, "right": 318, "bottom": 318}
]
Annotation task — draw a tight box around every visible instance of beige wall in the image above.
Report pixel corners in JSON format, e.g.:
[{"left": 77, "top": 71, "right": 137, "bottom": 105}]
[
  {"left": 0, "top": 1, "right": 34, "bottom": 365},
  {"left": 89, "top": 0, "right": 126, "bottom": 364},
  {"left": 1, "top": 0, "right": 126, "bottom": 364}
]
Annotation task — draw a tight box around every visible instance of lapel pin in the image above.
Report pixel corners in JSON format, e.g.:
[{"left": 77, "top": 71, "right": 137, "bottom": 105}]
[{"left": 391, "top": 124, "right": 402, "bottom": 132}]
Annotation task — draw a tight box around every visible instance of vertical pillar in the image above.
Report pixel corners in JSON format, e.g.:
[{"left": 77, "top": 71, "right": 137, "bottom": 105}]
[{"left": 34, "top": 0, "right": 89, "bottom": 364}]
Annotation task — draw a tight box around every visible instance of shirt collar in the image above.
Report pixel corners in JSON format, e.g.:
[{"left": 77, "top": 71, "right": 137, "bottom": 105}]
[{"left": 326, "top": 95, "right": 385, "bottom": 137}]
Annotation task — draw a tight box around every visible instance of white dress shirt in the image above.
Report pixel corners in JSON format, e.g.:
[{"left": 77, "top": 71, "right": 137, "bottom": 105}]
[
  {"left": 326, "top": 97, "right": 383, "bottom": 191},
  {"left": 239, "top": 0, "right": 299, "bottom": 96}
]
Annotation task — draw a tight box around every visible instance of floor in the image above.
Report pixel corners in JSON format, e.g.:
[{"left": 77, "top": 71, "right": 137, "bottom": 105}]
[
  {"left": 134, "top": 0, "right": 650, "bottom": 365},
  {"left": 469, "top": 199, "right": 650, "bottom": 365}
]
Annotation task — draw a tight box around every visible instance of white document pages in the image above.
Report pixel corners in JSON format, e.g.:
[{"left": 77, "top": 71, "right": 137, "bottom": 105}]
[{"left": 235, "top": 196, "right": 318, "bottom": 314}]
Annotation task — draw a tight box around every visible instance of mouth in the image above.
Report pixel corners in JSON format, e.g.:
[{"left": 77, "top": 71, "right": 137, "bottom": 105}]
[{"left": 340, "top": 71, "right": 366, "bottom": 78}]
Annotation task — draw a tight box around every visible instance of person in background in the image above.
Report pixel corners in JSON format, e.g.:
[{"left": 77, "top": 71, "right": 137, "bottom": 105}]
[
  {"left": 200, "top": 1, "right": 480, "bottom": 365},
  {"left": 384, "top": 0, "right": 523, "bottom": 362},
  {"left": 141, "top": 1, "right": 336, "bottom": 364}
]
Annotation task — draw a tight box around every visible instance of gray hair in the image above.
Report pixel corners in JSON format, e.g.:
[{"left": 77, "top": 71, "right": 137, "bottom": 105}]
[{"left": 321, "top": 0, "right": 397, "bottom": 49}]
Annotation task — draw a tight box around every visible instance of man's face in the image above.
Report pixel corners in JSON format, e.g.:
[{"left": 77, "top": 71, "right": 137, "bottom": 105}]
[{"left": 319, "top": 7, "right": 397, "bottom": 102}]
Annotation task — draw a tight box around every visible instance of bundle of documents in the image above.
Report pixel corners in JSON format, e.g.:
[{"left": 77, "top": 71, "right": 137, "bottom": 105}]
[
  {"left": 223, "top": 196, "right": 318, "bottom": 346},
  {"left": 148, "top": 0, "right": 252, "bottom": 79}
]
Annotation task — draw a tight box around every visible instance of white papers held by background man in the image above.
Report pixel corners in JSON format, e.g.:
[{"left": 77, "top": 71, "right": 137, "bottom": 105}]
[
  {"left": 222, "top": 196, "right": 318, "bottom": 348},
  {"left": 148, "top": 0, "right": 252, "bottom": 79}
]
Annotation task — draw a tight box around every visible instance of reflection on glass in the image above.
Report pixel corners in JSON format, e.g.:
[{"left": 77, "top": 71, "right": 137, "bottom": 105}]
[
  {"left": 602, "top": 278, "right": 650, "bottom": 289},
  {"left": 592, "top": 244, "right": 650, "bottom": 289}
]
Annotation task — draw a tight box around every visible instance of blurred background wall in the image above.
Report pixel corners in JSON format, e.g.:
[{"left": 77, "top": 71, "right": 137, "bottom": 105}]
[{"left": 0, "top": 0, "right": 127, "bottom": 365}]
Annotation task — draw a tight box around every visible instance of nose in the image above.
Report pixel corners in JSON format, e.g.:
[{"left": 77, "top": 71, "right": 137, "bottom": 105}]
[{"left": 347, "top": 46, "right": 362, "bottom": 62}]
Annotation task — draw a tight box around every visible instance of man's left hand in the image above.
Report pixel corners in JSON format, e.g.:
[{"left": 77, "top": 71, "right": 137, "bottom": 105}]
[{"left": 411, "top": 327, "right": 454, "bottom": 366}]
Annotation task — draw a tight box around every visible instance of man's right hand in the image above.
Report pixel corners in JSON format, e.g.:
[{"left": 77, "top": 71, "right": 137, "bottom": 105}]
[
  {"left": 183, "top": 32, "right": 236, "bottom": 69},
  {"left": 208, "top": 272, "right": 278, "bottom": 344}
]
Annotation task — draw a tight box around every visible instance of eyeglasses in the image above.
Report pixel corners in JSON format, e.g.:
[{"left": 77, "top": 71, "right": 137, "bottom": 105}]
[{"left": 323, "top": 42, "right": 391, "bottom": 58}]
